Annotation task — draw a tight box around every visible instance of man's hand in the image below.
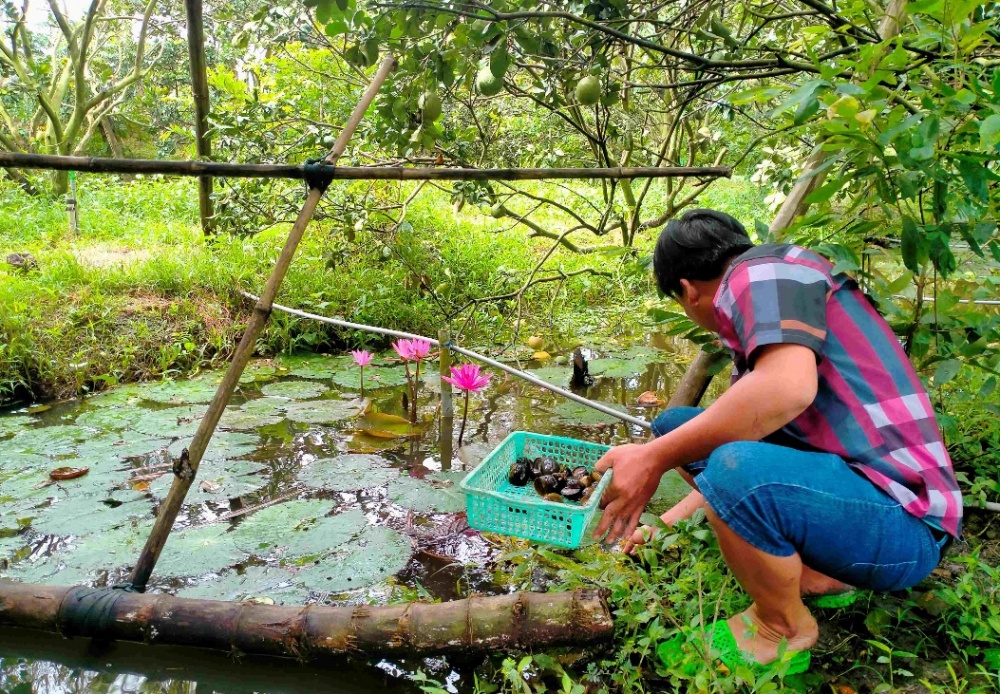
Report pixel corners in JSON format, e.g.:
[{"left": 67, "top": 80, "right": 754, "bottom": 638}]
[{"left": 592, "top": 443, "right": 665, "bottom": 545}]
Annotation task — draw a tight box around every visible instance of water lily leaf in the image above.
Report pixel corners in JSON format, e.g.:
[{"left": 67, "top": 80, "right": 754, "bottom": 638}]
[
  {"left": 549, "top": 400, "right": 625, "bottom": 426},
  {"left": 284, "top": 399, "right": 364, "bottom": 425},
  {"left": 167, "top": 432, "right": 261, "bottom": 464},
  {"left": 239, "top": 362, "right": 278, "bottom": 384},
  {"left": 3, "top": 424, "right": 92, "bottom": 456},
  {"left": 387, "top": 475, "right": 465, "bottom": 513},
  {"left": 84, "top": 384, "right": 144, "bottom": 408},
  {"left": 142, "top": 374, "right": 224, "bottom": 405},
  {"left": 588, "top": 357, "right": 648, "bottom": 379},
  {"left": 261, "top": 381, "right": 328, "bottom": 400},
  {"left": 241, "top": 397, "right": 294, "bottom": 415},
  {"left": 0, "top": 415, "right": 37, "bottom": 438},
  {"left": 230, "top": 501, "right": 362, "bottom": 557},
  {"left": 74, "top": 434, "right": 173, "bottom": 462},
  {"left": 31, "top": 496, "right": 152, "bottom": 537},
  {"left": 355, "top": 412, "right": 423, "bottom": 439},
  {"left": 219, "top": 407, "right": 284, "bottom": 431},
  {"left": 292, "top": 526, "right": 411, "bottom": 593},
  {"left": 175, "top": 565, "right": 309, "bottom": 605},
  {"left": 275, "top": 354, "right": 355, "bottom": 380},
  {"left": 330, "top": 364, "right": 409, "bottom": 390},
  {"left": 0, "top": 535, "right": 29, "bottom": 565},
  {"left": 149, "top": 460, "right": 266, "bottom": 504},
  {"left": 526, "top": 366, "right": 569, "bottom": 388},
  {"left": 299, "top": 454, "right": 397, "bottom": 491},
  {"left": 155, "top": 523, "right": 248, "bottom": 577},
  {"left": 0, "top": 452, "right": 51, "bottom": 474},
  {"left": 131, "top": 405, "right": 208, "bottom": 439},
  {"left": 75, "top": 406, "right": 141, "bottom": 431},
  {"left": 61, "top": 518, "right": 155, "bottom": 573}
]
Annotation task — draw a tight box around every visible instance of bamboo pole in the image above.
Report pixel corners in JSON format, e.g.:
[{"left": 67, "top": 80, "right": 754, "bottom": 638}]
[
  {"left": 0, "top": 583, "right": 613, "bottom": 659},
  {"left": 0, "top": 151, "right": 730, "bottom": 182},
  {"left": 439, "top": 328, "right": 453, "bottom": 418},
  {"left": 185, "top": 0, "right": 214, "bottom": 235},
  {"left": 127, "top": 56, "right": 399, "bottom": 592}
]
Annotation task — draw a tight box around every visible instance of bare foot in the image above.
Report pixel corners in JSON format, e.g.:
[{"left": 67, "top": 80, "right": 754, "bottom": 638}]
[
  {"left": 800, "top": 564, "right": 852, "bottom": 597},
  {"left": 724, "top": 604, "right": 818, "bottom": 665}
]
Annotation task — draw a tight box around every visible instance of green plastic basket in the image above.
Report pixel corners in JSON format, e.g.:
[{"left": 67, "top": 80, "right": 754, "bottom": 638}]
[{"left": 460, "top": 431, "right": 613, "bottom": 549}]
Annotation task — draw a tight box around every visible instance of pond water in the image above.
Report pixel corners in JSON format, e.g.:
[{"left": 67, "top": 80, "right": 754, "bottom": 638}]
[{"left": 0, "top": 336, "right": 708, "bottom": 692}]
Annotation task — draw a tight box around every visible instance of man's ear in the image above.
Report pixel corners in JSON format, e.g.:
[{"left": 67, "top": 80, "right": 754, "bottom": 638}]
[{"left": 679, "top": 279, "right": 700, "bottom": 304}]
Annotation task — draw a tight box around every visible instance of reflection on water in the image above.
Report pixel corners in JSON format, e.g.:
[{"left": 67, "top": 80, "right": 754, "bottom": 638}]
[{"left": 0, "top": 333, "right": 715, "bottom": 693}]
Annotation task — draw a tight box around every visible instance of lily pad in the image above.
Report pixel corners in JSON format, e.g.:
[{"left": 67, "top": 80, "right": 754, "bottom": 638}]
[
  {"left": 276, "top": 354, "right": 354, "bottom": 380},
  {"left": 167, "top": 432, "right": 261, "bottom": 465},
  {"left": 30, "top": 496, "right": 152, "bottom": 538},
  {"left": 387, "top": 475, "right": 465, "bottom": 514},
  {"left": 0, "top": 536, "right": 29, "bottom": 565},
  {"left": 0, "top": 452, "right": 51, "bottom": 475},
  {"left": 355, "top": 412, "right": 422, "bottom": 439},
  {"left": 261, "top": 381, "right": 328, "bottom": 400},
  {"left": 292, "top": 526, "right": 411, "bottom": 593},
  {"left": 60, "top": 518, "right": 155, "bottom": 573},
  {"left": 175, "top": 565, "right": 309, "bottom": 604},
  {"left": 85, "top": 384, "right": 144, "bottom": 408},
  {"left": 364, "top": 366, "right": 406, "bottom": 390},
  {"left": 549, "top": 400, "right": 625, "bottom": 426},
  {"left": 142, "top": 374, "right": 223, "bottom": 405},
  {"left": 131, "top": 405, "right": 208, "bottom": 439},
  {"left": 149, "top": 460, "right": 266, "bottom": 504},
  {"left": 284, "top": 399, "right": 364, "bottom": 425},
  {"left": 3, "top": 424, "right": 92, "bottom": 456},
  {"left": 299, "top": 454, "right": 397, "bottom": 491},
  {"left": 239, "top": 362, "right": 278, "bottom": 384},
  {"left": 241, "top": 397, "right": 294, "bottom": 415},
  {"left": 588, "top": 357, "right": 650, "bottom": 379},
  {"left": 219, "top": 407, "right": 284, "bottom": 431},
  {"left": 155, "top": 523, "right": 247, "bottom": 577},
  {"left": 526, "top": 366, "right": 570, "bottom": 388},
  {"left": 0, "top": 415, "right": 37, "bottom": 439},
  {"left": 74, "top": 434, "right": 173, "bottom": 462},
  {"left": 75, "top": 406, "right": 138, "bottom": 431},
  {"left": 230, "top": 501, "right": 361, "bottom": 557}
]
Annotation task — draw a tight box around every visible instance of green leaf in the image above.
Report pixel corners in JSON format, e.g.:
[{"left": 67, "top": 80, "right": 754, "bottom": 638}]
[
  {"left": 387, "top": 475, "right": 465, "bottom": 513},
  {"left": 933, "top": 359, "right": 961, "bottom": 386},
  {"left": 490, "top": 44, "right": 510, "bottom": 79},
  {"left": 955, "top": 158, "right": 990, "bottom": 204},
  {"left": 979, "top": 115, "right": 1000, "bottom": 150},
  {"left": 261, "top": 380, "right": 328, "bottom": 400},
  {"left": 230, "top": 501, "right": 361, "bottom": 557},
  {"left": 292, "top": 525, "right": 411, "bottom": 593},
  {"left": 900, "top": 216, "right": 925, "bottom": 272},
  {"left": 299, "top": 453, "right": 398, "bottom": 491}
]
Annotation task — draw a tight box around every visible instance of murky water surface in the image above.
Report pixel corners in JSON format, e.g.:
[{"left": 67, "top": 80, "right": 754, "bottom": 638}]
[{"left": 0, "top": 336, "right": 707, "bottom": 692}]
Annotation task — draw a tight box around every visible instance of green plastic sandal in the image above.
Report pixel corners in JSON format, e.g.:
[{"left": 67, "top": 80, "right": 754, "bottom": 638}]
[
  {"left": 657, "top": 620, "right": 811, "bottom": 676},
  {"left": 805, "top": 590, "right": 859, "bottom": 609}
]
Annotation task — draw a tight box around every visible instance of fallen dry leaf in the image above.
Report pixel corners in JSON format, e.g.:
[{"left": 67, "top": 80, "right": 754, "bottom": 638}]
[{"left": 636, "top": 390, "right": 665, "bottom": 407}]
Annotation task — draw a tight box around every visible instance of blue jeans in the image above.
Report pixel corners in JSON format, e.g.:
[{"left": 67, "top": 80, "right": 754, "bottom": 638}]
[{"left": 652, "top": 407, "right": 945, "bottom": 592}]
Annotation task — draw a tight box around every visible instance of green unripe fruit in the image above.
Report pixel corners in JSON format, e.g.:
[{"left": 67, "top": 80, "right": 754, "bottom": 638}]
[
  {"left": 435, "top": 281, "right": 452, "bottom": 297},
  {"left": 490, "top": 203, "right": 506, "bottom": 218},
  {"left": 575, "top": 75, "right": 601, "bottom": 106},
  {"left": 419, "top": 91, "right": 442, "bottom": 122},
  {"left": 476, "top": 66, "right": 504, "bottom": 96}
]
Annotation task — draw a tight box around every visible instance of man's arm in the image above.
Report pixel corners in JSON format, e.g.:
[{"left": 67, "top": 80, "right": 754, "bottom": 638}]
[{"left": 593, "top": 343, "right": 819, "bottom": 544}]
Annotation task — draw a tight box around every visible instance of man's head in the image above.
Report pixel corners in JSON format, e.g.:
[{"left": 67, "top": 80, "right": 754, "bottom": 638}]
[{"left": 653, "top": 209, "right": 754, "bottom": 330}]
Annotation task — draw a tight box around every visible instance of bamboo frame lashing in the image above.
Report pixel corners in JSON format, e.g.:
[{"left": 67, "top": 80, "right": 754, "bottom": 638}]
[{"left": 127, "top": 55, "right": 399, "bottom": 592}]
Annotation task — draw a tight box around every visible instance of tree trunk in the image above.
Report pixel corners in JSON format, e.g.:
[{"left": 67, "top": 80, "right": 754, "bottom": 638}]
[
  {"left": 186, "top": 0, "right": 214, "bottom": 234},
  {"left": 0, "top": 584, "right": 613, "bottom": 660},
  {"left": 667, "top": 350, "right": 727, "bottom": 408},
  {"left": 100, "top": 118, "right": 135, "bottom": 182},
  {"left": 1, "top": 168, "right": 40, "bottom": 196}
]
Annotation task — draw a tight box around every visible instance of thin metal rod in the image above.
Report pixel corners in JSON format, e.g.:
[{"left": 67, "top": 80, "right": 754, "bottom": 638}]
[
  {"left": 247, "top": 292, "right": 652, "bottom": 430},
  {"left": 0, "top": 151, "right": 730, "bottom": 182}
]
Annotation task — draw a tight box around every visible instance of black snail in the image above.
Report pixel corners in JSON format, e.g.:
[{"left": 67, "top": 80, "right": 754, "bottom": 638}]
[{"left": 508, "top": 455, "right": 601, "bottom": 504}]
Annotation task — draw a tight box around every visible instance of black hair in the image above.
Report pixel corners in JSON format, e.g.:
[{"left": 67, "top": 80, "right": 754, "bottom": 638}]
[{"left": 653, "top": 209, "right": 755, "bottom": 297}]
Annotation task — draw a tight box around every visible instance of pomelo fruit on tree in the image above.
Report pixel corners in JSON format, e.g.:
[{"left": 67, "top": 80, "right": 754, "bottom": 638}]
[
  {"left": 575, "top": 75, "right": 601, "bottom": 106},
  {"left": 419, "top": 91, "right": 442, "bottom": 122},
  {"left": 476, "top": 66, "right": 504, "bottom": 96}
]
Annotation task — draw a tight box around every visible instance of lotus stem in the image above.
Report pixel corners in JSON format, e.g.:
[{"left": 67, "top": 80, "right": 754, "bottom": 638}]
[
  {"left": 458, "top": 390, "right": 470, "bottom": 445},
  {"left": 411, "top": 360, "right": 420, "bottom": 423},
  {"left": 359, "top": 365, "right": 365, "bottom": 399}
]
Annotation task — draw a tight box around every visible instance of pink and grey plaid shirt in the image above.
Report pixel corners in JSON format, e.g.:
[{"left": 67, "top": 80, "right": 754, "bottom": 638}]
[{"left": 715, "top": 244, "right": 963, "bottom": 537}]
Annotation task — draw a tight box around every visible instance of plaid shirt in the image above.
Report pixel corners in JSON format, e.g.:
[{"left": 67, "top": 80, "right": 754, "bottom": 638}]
[{"left": 715, "top": 244, "right": 962, "bottom": 537}]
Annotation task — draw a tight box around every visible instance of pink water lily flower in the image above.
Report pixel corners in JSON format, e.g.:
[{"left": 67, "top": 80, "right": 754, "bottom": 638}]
[
  {"left": 410, "top": 338, "right": 432, "bottom": 362},
  {"left": 442, "top": 363, "right": 493, "bottom": 444},
  {"left": 351, "top": 349, "right": 373, "bottom": 397},
  {"left": 393, "top": 339, "right": 415, "bottom": 361},
  {"left": 351, "top": 350, "right": 373, "bottom": 367},
  {"left": 442, "top": 363, "right": 493, "bottom": 392}
]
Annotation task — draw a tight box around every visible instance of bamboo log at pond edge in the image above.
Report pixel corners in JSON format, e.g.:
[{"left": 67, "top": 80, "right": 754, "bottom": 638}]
[{"left": 0, "top": 583, "right": 613, "bottom": 659}]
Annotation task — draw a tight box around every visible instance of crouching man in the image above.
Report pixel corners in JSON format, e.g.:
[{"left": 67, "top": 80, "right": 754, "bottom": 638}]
[{"left": 594, "top": 210, "right": 961, "bottom": 673}]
